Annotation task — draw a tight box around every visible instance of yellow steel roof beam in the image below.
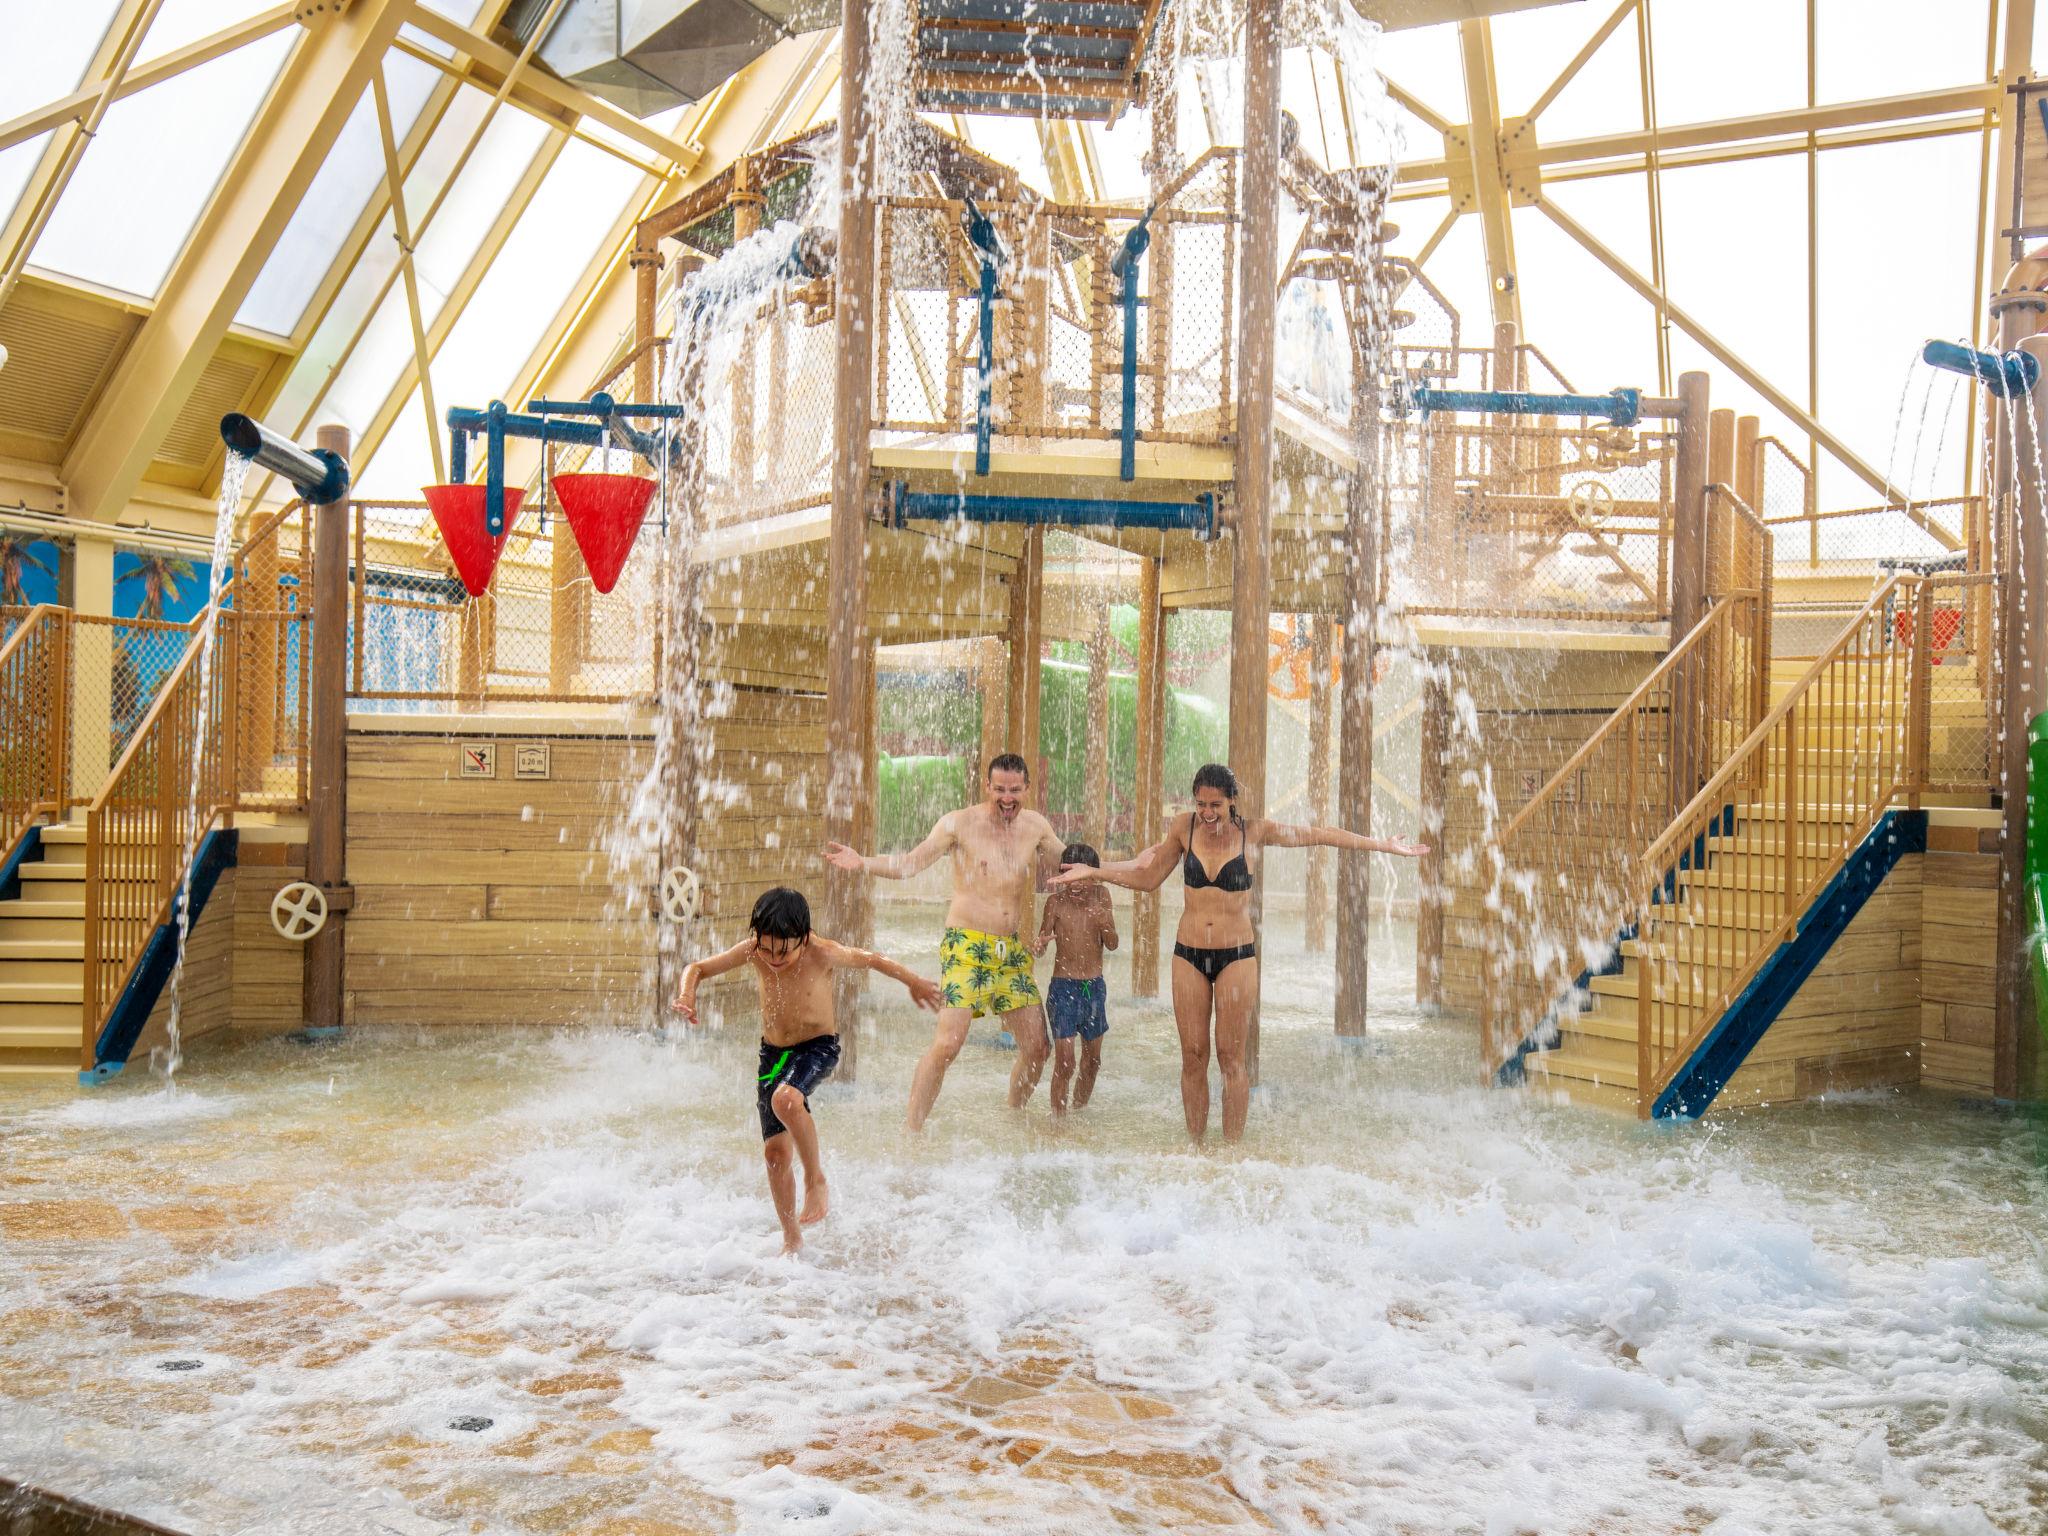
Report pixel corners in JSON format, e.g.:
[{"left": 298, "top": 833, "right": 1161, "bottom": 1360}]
[{"left": 60, "top": 0, "right": 412, "bottom": 524}]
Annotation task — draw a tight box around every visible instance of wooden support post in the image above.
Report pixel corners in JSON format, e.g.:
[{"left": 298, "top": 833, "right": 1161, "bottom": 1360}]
[
  {"left": 1231, "top": 0, "right": 1282, "bottom": 1072},
  {"left": 977, "top": 634, "right": 1006, "bottom": 776},
  {"left": 1669, "top": 371, "right": 1711, "bottom": 817},
  {"left": 304, "top": 424, "right": 351, "bottom": 1032},
  {"left": 1084, "top": 604, "right": 1110, "bottom": 849},
  {"left": 730, "top": 155, "right": 762, "bottom": 491},
  {"left": 1334, "top": 542, "right": 1378, "bottom": 1033},
  {"left": 1133, "top": 558, "right": 1166, "bottom": 995},
  {"left": 851, "top": 635, "right": 878, "bottom": 982},
  {"left": 1735, "top": 414, "right": 1761, "bottom": 508},
  {"left": 1005, "top": 530, "right": 1045, "bottom": 783},
  {"left": 1305, "top": 616, "right": 1332, "bottom": 953},
  {"left": 1707, "top": 407, "right": 1735, "bottom": 597},
  {"left": 1997, "top": 333, "right": 2048, "bottom": 1100},
  {"left": 824, "top": 0, "right": 875, "bottom": 1079},
  {"left": 1415, "top": 667, "right": 1448, "bottom": 1010},
  {"left": 1017, "top": 212, "right": 1050, "bottom": 436}
]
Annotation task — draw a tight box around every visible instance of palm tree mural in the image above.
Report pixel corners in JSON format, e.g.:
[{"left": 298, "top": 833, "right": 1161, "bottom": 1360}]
[
  {"left": 115, "top": 554, "right": 197, "bottom": 621},
  {"left": 0, "top": 535, "right": 54, "bottom": 606}
]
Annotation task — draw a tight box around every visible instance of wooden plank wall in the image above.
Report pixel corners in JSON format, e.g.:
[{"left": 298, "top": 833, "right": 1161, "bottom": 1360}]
[
  {"left": 127, "top": 842, "right": 309, "bottom": 1059},
  {"left": 1438, "top": 648, "right": 1663, "bottom": 1018},
  {"left": 1919, "top": 819, "right": 2000, "bottom": 1098},
  {"left": 1717, "top": 857, "right": 1923, "bottom": 1108},
  {"left": 344, "top": 687, "right": 826, "bottom": 1028}
]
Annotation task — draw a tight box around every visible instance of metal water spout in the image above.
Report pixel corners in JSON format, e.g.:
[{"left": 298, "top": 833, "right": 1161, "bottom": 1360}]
[{"left": 506, "top": 0, "right": 836, "bottom": 119}]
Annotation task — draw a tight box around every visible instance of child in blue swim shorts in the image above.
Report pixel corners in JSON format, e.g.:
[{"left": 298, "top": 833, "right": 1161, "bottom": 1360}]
[{"left": 1034, "top": 842, "right": 1118, "bottom": 1115}]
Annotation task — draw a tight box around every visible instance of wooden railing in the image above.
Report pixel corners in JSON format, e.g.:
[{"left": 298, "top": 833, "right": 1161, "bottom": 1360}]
[
  {"left": 1479, "top": 593, "right": 1767, "bottom": 1067},
  {"left": 74, "top": 601, "right": 320, "bottom": 1062},
  {"left": 1633, "top": 576, "right": 1919, "bottom": 1106},
  {"left": 0, "top": 605, "right": 69, "bottom": 856}
]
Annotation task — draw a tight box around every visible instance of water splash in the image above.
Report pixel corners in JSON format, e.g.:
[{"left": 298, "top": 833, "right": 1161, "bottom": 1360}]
[{"left": 153, "top": 449, "right": 250, "bottom": 1082}]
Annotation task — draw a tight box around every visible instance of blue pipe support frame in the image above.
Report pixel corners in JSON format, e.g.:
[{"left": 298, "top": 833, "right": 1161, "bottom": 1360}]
[
  {"left": 1111, "top": 210, "right": 1154, "bottom": 483},
  {"left": 962, "top": 197, "right": 1007, "bottom": 479},
  {"left": 1921, "top": 339, "right": 2041, "bottom": 399},
  {"left": 446, "top": 392, "right": 685, "bottom": 536},
  {"left": 890, "top": 482, "right": 1217, "bottom": 536},
  {"left": 1410, "top": 386, "right": 1642, "bottom": 427}
]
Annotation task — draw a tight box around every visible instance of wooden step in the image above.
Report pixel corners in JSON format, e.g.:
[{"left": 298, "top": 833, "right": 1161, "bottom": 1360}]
[
  {"left": 1525, "top": 1072, "right": 1640, "bottom": 1114},
  {"left": 0, "top": 959, "right": 83, "bottom": 986},
  {"left": 1529, "top": 1045, "right": 1639, "bottom": 1091},
  {"left": 0, "top": 914, "right": 86, "bottom": 941},
  {"left": 17, "top": 863, "right": 84, "bottom": 884},
  {"left": 0, "top": 999, "right": 80, "bottom": 1029},
  {"left": 0, "top": 1020, "right": 79, "bottom": 1051},
  {"left": 0, "top": 981, "right": 83, "bottom": 1005}
]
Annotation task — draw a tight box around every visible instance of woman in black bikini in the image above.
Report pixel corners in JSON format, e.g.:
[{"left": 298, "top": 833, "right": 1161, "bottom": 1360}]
[{"left": 1049, "top": 763, "right": 1426, "bottom": 1143}]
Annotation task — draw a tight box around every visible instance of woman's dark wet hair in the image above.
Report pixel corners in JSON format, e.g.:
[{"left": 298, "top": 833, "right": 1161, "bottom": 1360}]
[
  {"left": 750, "top": 886, "right": 812, "bottom": 942},
  {"left": 1192, "top": 763, "right": 1241, "bottom": 823},
  {"left": 1061, "top": 842, "right": 1101, "bottom": 868}
]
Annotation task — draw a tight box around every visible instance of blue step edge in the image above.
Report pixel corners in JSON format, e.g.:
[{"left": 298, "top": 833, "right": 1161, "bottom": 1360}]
[
  {"left": 1651, "top": 808, "right": 1926, "bottom": 1120},
  {"left": 80, "top": 829, "right": 239, "bottom": 1086},
  {"left": 0, "top": 824, "right": 45, "bottom": 903},
  {"left": 1496, "top": 802, "right": 1738, "bottom": 1087}
]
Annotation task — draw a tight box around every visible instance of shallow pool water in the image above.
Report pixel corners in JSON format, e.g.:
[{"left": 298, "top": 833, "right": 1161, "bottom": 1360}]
[{"left": 1, "top": 909, "right": 2044, "bottom": 1536}]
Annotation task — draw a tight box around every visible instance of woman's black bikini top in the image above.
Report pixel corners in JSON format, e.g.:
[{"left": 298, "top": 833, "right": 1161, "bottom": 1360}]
[{"left": 1183, "top": 818, "right": 1253, "bottom": 893}]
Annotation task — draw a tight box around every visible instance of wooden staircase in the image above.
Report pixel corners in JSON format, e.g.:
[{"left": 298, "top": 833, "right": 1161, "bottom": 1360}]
[
  {"left": 1489, "top": 570, "right": 2000, "bottom": 1116},
  {"left": 0, "top": 820, "right": 87, "bottom": 1083}
]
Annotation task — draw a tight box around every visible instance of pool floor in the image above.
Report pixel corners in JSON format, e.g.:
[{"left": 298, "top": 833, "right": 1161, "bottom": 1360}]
[{"left": 1, "top": 911, "right": 2044, "bottom": 1535}]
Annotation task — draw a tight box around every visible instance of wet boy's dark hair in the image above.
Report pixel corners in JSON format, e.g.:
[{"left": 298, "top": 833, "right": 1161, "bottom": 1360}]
[
  {"left": 987, "top": 751, "right": 1030, "bottom": 783},
  {"left": 1061, "top": 842, "right": 1101, "bottom": 868},
  {"left": 749, "top": 887, "right": 811, "bottom": 942}
]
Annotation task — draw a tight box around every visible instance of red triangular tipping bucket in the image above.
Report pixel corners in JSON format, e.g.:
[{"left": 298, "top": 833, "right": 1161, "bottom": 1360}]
[
  {"left": 424, "top": 484, "right": 526, "bottom": 597},
  {"left": 553, "top": 473, "right": 655, "bottom": 595}
]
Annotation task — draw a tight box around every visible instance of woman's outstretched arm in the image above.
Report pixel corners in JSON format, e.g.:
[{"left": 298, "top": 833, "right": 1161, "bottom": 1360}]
[
  {"left": 1048, "top": 818, "right": 1184, "bottom": 893},
  {"left": 1254, "top": 820, "right": 1429, "bottom": 857}
]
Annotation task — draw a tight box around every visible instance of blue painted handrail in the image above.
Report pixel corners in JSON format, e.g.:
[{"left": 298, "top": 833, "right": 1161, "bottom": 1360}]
[
  {"left": 1921, "top": 339, "right": 2040, "bottom": 398},
  {"left": 891, "top": 483, "right": 1216, "bottom": 535},
  {"left": 1410, "top": 386, "right": 1642, "bottom": 426}
]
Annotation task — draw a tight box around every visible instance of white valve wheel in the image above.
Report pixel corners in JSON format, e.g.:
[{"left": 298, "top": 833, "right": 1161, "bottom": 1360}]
[
  {"left": 270, "top": 881, "right": 327, "bottom": 942},
  {"left": 1568, "top": 480, "right": 1615, "bottom": 518},
  {"left": 660, "top": 866, "right": 701, "bottom": 924}
]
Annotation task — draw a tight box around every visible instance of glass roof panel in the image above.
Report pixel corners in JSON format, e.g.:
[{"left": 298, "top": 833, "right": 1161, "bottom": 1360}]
[
  {"left": 1499, "top": 10, "right": 1644, "bottom": 146},
  {"left": 29, "top": 29, "right": 294, "bottom": 298},
  {"left": 285, "top": 99, "right": 551, "bottom": 441},
  {"left": 1647, "top": 0, "right": 1805, "bottom": 127},
  {"left": 1373, "top": 22, "right": 1465, "bottom": 131},
  {"left": 0, "top": 1, "right": 122, "bottom": 232},
  {"left": 236, "top": 52, "right": 439, "bottom": 336},
  {"left": 1817, "top": 0, "right": 1991, "bottom": 106},
  {"left": 356, "top": 135, "right": 647, "bottom": 495},
  {"left": 133, "top": 0, "right": 287, "bottom": 66}
]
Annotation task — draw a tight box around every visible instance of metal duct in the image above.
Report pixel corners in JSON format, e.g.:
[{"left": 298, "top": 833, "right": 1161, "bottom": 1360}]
[{"left": 505, "top": 0, "right": 837, "bottom": 119}]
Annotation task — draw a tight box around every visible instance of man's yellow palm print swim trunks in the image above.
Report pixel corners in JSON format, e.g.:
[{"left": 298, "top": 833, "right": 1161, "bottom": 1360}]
[{"left": 938, "top": 927, "right": 1041, "bottom": 1017}]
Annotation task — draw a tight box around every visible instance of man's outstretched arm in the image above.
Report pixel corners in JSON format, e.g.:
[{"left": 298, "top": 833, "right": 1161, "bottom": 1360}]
[{"left": 824, "top": 814, "right": 955, "bottom": 880}]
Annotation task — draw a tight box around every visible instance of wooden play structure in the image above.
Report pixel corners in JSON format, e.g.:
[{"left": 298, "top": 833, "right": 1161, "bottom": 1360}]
[{"left": 0, "top": 0, "right": 2039, "bottom": 1119}]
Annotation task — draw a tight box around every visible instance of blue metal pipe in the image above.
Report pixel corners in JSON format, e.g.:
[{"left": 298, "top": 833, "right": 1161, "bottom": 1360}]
[
  {"left": 892, "top": 483, "right": 1216, "bottom": 536},
  {"left": 1117, "top": 218, "right": 1151, "bottom": 483},
  {"left": 445, "top": 394, "right": 686, "bottom": 535},
  {"left": 1410, "top": 386, "right": 1641, "bottom": 426},
  {"left": 963, "top": 197, "right": 1008, "bottom": 479},
  {"left": 1921, "top": 339, "right": 2040, "bottom": 398}
]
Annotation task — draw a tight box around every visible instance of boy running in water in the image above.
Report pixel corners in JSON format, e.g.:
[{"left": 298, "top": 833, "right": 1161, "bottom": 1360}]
[
  {"left": 1033, "top": 843, "right": 1118, "bottom": 1115},
  {"left": 672, "top": 887, "right": 941, "bottom": 1255}
]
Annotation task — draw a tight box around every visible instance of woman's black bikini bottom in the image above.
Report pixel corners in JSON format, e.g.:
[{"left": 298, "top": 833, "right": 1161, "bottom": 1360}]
[{"left": 1172, "top": 941, "right": 1257, "bottom": 985}]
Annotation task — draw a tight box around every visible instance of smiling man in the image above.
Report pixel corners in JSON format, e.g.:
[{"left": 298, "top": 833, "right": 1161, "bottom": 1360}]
[{"left": 824, "top": 753, "right": 1067, "bottom": 1131}]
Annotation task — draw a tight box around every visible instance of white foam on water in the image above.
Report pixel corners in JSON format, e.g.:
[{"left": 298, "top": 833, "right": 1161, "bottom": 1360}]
[
  {"left": 0, "top": 923, "right": 2043, "bottom": 1535},
  {"left": 33, "top": 1086, "right": 239, "bottom": 1130}
]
